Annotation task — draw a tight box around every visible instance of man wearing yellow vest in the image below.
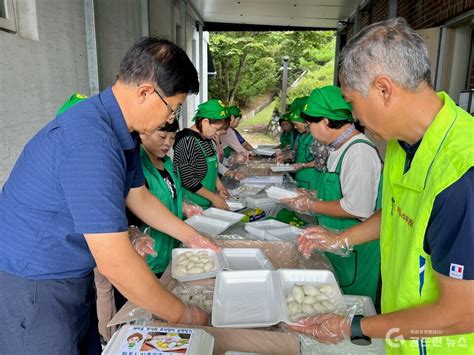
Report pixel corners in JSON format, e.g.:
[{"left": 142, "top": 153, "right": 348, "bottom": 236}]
[{"left": 291, "top": 17, "right": 473, "bottom": 354}]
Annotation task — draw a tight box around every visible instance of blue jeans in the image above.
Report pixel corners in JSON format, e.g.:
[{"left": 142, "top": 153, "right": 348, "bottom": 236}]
[{"left": 0, "top": 270, "right": 101, "bottom": 355}]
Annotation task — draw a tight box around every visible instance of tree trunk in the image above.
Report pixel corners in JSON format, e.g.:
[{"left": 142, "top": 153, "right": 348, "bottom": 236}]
[
  {"left": 216, "top": 60, "right": 223, "bottom": 94},
  {"left": 228, "top": 54, "right": 247, "bottom": 105},
  {"left": 224, "top": 57, "right": 232, "bottom": 102}
]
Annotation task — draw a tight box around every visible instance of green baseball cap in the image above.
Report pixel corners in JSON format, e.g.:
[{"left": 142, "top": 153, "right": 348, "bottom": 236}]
[
  {"left": 280, "top": 112, "right": 292, "bottom": 121},
  {"left": 56, "top": 92, "right": 88, "bottom": 115},
  {"left": 303, "top": 85, "right": 353, "bottom": 121},
  {"left": 289, "top": 96, "right": 308, "bottom": 124},
  {"left": 228, "top": 105, "right": 241, "bottom": 117},
  {"left": 193, "top": 98, "right": 230, "bottom": 121}
]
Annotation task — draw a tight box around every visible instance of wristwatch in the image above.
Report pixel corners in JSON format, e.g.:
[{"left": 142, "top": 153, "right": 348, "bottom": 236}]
[{"left": 350, "top": 315, "right": 372, "bottom": 345}]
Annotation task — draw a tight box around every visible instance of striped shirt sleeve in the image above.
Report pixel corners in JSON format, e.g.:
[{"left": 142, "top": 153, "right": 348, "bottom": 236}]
[{"left": 173, "top": 136, "right": 207, "bottom": 192}]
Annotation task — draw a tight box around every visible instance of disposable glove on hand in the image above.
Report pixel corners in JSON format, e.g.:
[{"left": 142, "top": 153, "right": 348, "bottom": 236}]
[
  {"left": 128, "top": 226, "right": 157, "bottom": 258},
  {"left": 287, "top": 312, "right": 353, "bottom": 345},
  {"left": 297, "top": 226, "right": 352, "bottom": 259},
  {"left": 182, "top": 201, "right": 204, "bottom": 218},
  {"left": 228, "top": 152, "right": 249, "bottom": 165},
  {"left": 281, "top": 195, "right": 317, "bottom": 214},
  {"left": 176, "top": 305, "right": 209, "bottom": 326},
  {"left": 183, "top": 234, "right": 222, "bottom": 252}
]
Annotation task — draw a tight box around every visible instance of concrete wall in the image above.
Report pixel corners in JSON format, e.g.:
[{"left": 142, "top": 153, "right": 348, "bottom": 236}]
[
  {"left": 149, "top": 0, "right": 176, "bottom": 41},
  {"left": 95, "top": 0, "right": 142, "bottom": 89},
  {"left": 0, "top": 0, "right": 89, "bottom": 185},
  {"left": 0, "top": 0, "right": 206, "bottom": 185}
]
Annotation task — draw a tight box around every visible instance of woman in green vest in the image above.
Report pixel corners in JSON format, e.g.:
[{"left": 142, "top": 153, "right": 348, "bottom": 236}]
[
  {"left": 290, "top": 97, "right": 322, "bottom": 190},
  {"left": 173, "top": 99, "right": 231, "bottom": 210},
  {"left": 283, "top": 86, "right": 382, "bottom": 303},
  {"left": 279, "top": 112, "right": 298, "bottom": 150},
  {"left": 137, "top": 119, "right": 185, "bottom": 276}
]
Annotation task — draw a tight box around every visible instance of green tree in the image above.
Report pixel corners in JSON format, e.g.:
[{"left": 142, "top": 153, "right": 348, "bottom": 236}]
[{"left": 209, "top": 31, "right": 336, "bottom": 107}]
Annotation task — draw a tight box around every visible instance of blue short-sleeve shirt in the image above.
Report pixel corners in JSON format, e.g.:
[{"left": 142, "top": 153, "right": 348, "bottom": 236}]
[{"left": 0, "top": 87, "right": 145, "bottom": 279}]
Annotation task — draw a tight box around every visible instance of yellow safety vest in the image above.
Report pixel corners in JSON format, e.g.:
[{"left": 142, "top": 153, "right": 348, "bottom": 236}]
[{"left": 380, "top": 92, "right": 474, "bottom": 354}]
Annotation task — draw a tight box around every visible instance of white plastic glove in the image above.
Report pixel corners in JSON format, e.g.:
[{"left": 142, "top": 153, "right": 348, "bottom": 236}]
[
  {"left": 275, "top": 148, "right": 295, "bottom": 163},
  {"left": 210, "top": 193, "right": 230, "bottom": 210},
  {"left": 287, "top": 311, "right": 354, "bottom": 344},
  {"left": 297, "top": 226, "right": 352, "bottom": 259},
  {"left": 182, "top": 201, "right": 203, "bottom": 218},
  {"left": 183, "top": 234, "right": 222, "bottom": 252},
  {"left": 225, "top": 170, "right": 246, "bottom": 181},
  {"left": 228, "top": 152, "right": 249, "bottom": 165},
  {"left": 128, "top": 226, "right": 157, "bottom": 258},
  {"left": 176, "top": 304, "right": 209, "bottom": 326},
  {"left": 281, "top": 194, "right": 317, "bottom": 215}
]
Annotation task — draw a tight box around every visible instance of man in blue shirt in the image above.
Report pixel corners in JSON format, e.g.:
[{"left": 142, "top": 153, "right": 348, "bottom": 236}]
[{"left": 0, "top": 38, "right": 218, "bottom": 354}]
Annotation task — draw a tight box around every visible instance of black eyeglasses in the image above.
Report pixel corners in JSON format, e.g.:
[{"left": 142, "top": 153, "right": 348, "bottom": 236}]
[{"left": 153, "top": 88, "right": 182, "bottom": 119}]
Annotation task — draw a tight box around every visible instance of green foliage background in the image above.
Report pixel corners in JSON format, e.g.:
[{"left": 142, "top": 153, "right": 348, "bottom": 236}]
[{"left": 208, "top": 31, "right": 336, "bottom": 107}]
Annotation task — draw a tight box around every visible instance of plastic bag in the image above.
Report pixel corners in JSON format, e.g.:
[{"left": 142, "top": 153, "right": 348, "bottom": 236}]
[
  {"left": 129, "top": 226, "right": 157, "bottom": 258},
  {"left": 211, "top": 237, "right": 335, "bottom": 273},
  {"left": 171, "top": 284, "right": 214, "bottom": 313}
]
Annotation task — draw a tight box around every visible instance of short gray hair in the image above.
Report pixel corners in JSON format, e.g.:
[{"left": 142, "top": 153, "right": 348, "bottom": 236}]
[{"left": 339, "top": 17, "right": 432, "bottom": 96}]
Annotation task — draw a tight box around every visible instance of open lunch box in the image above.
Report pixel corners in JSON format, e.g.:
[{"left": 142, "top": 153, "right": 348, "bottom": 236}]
[
  {"left": 184, "top": 208, "right": 244, "bottom": 235},
  {"left": 212, "top": 269, "right": 346, "bottom": 328},
  {"left": 171, "top": 248, "right": 274, "bottom": 282},
  {"left": 244, "top": 220, "right": 303, "bottom": 241}
]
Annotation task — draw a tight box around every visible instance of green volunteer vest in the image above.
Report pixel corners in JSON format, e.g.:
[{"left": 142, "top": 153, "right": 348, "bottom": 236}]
[
  {"left": 317, "top": 139, "right": 382, "bottom": 303},
  {"left": 280, "top": 128, "right": 296, "bottom": 150},
  {"left": 56, "top": 93, "right": 87, "bottom": 114},
  {"left": 141, "top": 150, "right": 183, "bottom": 273},
  {"left": 380, "top": 93, "right": 474, "bottom": 354},
  {"left": 294, "top": 133, "right": 321, "bottom": 190},
  {"left": 183, "top": 138, "right": 218, "bottom": 209},
  {"left": 223, "top": 146, "right": 233, "bottom": 159}
]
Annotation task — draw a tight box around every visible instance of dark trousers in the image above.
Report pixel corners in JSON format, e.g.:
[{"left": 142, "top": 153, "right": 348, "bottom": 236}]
[{"left": 0, "top": 270, "right": 101, "bottom": 355}]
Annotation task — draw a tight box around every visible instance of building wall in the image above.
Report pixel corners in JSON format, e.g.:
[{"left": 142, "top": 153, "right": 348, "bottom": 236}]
[
  {"left": 0, "top": 0, "right": 89, "bottom": 185},
  {"left": 470, "top": 60, "right": 474, "bottom": 88},
  {"left": 149, "top": 0, "right": 176, "bottom": 41},
  {"left": 0, "top": 0, "right": 201, "bottom": 185},
  {"left": 342, "top": 0, "right": 474, "bottom": 97},
  {"left": 95, "top": 0, "right": 142, "bottom": 89},
  {"left": 346, "top": 0, "right": 473, "bottom": 34}
]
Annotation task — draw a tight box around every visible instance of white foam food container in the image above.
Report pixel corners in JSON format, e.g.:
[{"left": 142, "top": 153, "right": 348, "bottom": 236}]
[
  {"left": 226, "top": 200, "right": 245, "bottom": 211},
  {"left": 265, "top": 186, "right": 299, "bottom": 200},
  {"left": 270, "top": 164, "right": 298, "bottom": 172},
  {"left": 184, "top": 215, "right": 232, "bottom": 235},
  {"left": 240, "top": 175, "right": 284, "bottom": 185},
  {"left": 103, "top": 325, "right": 214, "bottom": 355},
  {"left": 301, "top": 295, "right": 386, "bottom": 355},
  {"left": 203, "top": 207, "right": 244, "bottom": 223},
  {"left": 244, "top": 195, "right": 276, "bottom": 209},
  {"left": 228, "top": 184, "right": 265, "bottom": 197},
  {"left": 265, "top": 226, "right": 304, "bottom": 241},
  {"left": 253, "top": 147, "right": 275, "bottom": 156},
  {"left": 172, "top": 248, "right": 274, "bottom": 282},
  {"left": 212, "top": 269, "right": 345, "bottom": 328},
  {"left": 244, "top": 219, "right": 289, "bottom": 238}
]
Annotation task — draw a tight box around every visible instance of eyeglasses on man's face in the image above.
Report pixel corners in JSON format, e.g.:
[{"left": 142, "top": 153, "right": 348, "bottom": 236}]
[{"left": 153, "top": 88, "right": 182, "bottom": 119}]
